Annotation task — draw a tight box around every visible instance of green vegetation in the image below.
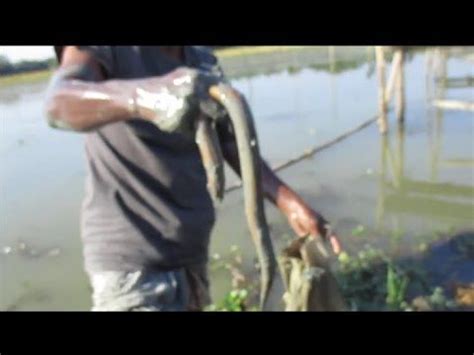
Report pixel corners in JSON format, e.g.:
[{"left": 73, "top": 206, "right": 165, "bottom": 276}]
[
  {"left": 335, "top": 241, "right": 459, "bottom": 311},
  {"left": 208, "top": 228, "right": 467, "bottom": 311},
  {"left": 0, "top": 55, "right": 56, "bottom": 75},
  {"left": 351, "top": 225, "right": 366, "bottom": 237},
  {"left": 215, "top": 46, "right": 307, "bottom": 59},
  {"left": 206, "top": 245, "right": 259, "bottom": 312},
  {"left": 0, "top": 69, "right": 53, "bottom": 87},
  {"left": 308, "top": 59, "right": 367, "bottom": 74},
  {"left": 385, "top": 263, "right": 409, "bottom": 310},
  {"left": 205, "top": 289, "right": 252, "bottom": 312},
  {"left": 0, "top": 54, "right": 56, "bottom": 87}
]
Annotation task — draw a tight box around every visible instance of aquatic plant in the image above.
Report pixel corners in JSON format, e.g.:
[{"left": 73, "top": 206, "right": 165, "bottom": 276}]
[
  {"left": 208, "top": 232, "right": 465, "bottom": 312},
  {"left": 386, "top": 263, "right": 409, "bottom": 310},
  {"left": 205, "top": 289, "right": 250, "bottom": 312},
  {"left": 206, "top": 245, "right": 259, "bottom": 312}
]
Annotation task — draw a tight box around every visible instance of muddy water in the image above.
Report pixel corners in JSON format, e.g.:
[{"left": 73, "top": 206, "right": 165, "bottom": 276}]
[{"left": 1, "top": 46, "right": 472, "bottom": 310}]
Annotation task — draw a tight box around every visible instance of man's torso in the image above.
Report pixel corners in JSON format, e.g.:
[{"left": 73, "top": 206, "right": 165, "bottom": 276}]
[{"left": 78, "top": 46, "right": 223, "bottom": 273}]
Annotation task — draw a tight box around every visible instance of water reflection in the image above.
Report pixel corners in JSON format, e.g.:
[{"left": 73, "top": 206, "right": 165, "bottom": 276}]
[
  {"left": 378, "top": 127, "right": 473, "bottom": 223},
  {"left": 0, "top": 81, "right": 47, "bottom": 105},
  {"left": 376, "top": 47, "right": 474, "bottom": 231}
]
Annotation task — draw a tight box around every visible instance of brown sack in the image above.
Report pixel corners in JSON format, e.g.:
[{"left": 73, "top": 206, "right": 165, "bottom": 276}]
[{"left": 278, "top": 236, "right": 347, "bottom": 311}]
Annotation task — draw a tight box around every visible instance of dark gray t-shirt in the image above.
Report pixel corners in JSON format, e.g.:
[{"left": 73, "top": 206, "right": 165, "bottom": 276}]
[{"left": 60, "top": 46, "right": 231, "bottom": 273}]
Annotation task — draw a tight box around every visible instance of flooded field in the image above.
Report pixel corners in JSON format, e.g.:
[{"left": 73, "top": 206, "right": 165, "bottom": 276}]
[{"left": 0, "top": 46, "right": 473, "bottom": 311}]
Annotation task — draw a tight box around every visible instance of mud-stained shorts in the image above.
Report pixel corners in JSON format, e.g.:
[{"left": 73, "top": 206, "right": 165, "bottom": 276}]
[{"left": 88, "top": 263, "right": 211, "bottom": 311}]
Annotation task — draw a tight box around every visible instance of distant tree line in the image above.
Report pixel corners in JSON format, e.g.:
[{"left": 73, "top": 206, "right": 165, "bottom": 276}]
[
  {"left": 0, "top": 47, "right": 233, "bottom": 76},
  {"left": 0, "top": 56, "right": 57, "bottom": 76}
]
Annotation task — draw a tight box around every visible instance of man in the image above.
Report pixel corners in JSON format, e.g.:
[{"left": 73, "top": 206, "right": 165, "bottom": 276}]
[{"left": 45, "top": 46, "right": 341, "bottom": 311}]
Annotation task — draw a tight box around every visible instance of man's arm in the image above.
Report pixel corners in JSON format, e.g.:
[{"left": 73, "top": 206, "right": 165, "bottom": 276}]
[
  {"left": 218, "top": 114, "right": 341, "bottom": 254},
  {"left": 44, "top": 46, "right": 138, "bottom": 131},
  {"left": 44, "top": 46, "right": 215, "bottom": 135}
]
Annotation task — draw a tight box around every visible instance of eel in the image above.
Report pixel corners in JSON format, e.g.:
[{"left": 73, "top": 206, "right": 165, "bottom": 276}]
[
  {"left": 195, "top": 115, "right": 225, "bottom": 203},
  {"left": 195, "top": 84, "right": 277, "bottom": 310}
]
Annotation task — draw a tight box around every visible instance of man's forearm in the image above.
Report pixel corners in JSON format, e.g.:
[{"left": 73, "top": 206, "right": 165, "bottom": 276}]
[
  {"left": 221, "top": 140, "right": 305, "bottom": 213},
  {"left": 45, "top": 70, "right": 138, "bottom": 132},
  {"left": 260, "top": 160, "right": 307, "bottom": 215},
  {"left": 45, "top": 64, "right": 208, "bottom": 135}
]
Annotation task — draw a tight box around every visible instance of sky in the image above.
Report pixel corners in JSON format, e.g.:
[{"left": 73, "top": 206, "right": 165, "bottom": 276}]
[{"left": 0, "top": 46, "right": 55, "bottom": 63}]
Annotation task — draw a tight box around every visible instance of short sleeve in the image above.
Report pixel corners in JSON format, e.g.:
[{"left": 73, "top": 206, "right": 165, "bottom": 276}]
[
  {"left": 54, "top": 46, "right": 115, "bottom": 79},
  {"left": 76, "top": 46, "right": 115, "bottom": 78}
]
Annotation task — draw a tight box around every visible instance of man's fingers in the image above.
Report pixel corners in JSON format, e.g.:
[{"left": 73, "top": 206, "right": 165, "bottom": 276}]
[
  {"left": 329, "top": 235, "right": 342, "bottom": 255},
  {"left": 289, "top": 213, "right": 307, "bottom": 237},
  {"left": 320, "top": 223, "right": 342, "bottom": 255}
]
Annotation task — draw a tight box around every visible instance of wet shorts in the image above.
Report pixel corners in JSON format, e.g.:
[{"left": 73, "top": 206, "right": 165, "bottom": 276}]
[{"left": 88, "top": 263, "right": 211, "bottom": 311}]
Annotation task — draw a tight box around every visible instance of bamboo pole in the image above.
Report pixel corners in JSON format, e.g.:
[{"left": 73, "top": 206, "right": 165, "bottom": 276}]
[
  {"left": 328, "top": 46, "right": 336, "bottom": 73},
  {"left": 431, "top": 106, "right": 443, "bottom": 183},
  {"left": 435, "top": 76, "right": 474, "bottom": 88},
  {"left": 426, "top": 50, "right": 434, "bottom": 102},
  {"left": 375, "top": 134, "right": 388, "bottom": 229},
  {"left": 395, "top": 124, "right": 405, "bottom": 186},
  {"left": 395, "top": 48, "right": 406, "bottom": 122},
  {"left": 430, "top": 48, "right": 447, "bottom": 183},
  {"left": 434, "top": 48, "right": 448, "bottom": 97},
  {"left": 375, "top": 46, "right": 388, "bottom": 134},
  {"left": 384, "top": 138, "right": 399, "bottom": 188},
  {"left": 385, "top": 50, "right": 402, "bottom": 103},
  {"left": 431, "top": 100, "right": 474, "bottom": 111}
]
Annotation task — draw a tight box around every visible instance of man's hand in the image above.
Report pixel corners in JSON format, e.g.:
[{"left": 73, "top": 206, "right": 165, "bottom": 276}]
[
  {"left": 131, "top": 67, "right": 224, "bottom": 138},
  {"left": 285, "top": 198, "right": 342, "bottom": 255}
]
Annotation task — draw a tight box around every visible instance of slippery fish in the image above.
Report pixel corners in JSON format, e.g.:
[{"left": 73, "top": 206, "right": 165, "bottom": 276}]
[
  {"left": 195, "top": 115, "right": 225, "bottom": 203},
  {"left": 195, "top": 84, "right": 277, "bottom": 310}
]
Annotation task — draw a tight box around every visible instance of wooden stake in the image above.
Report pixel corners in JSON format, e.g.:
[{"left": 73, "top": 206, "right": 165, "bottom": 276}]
[
  {"left": 396, "top": 48, "right": 406, "bottom": 122},
  {"left": 375, "top": 46, "right": 388, "bottom": 134},
  {"left": 432, "top": 100, "right": 474, "bottom": 111},
  {"left": 328, "top": 46, "right": 336, "bottom": 73},
  {"left": 385, "top": 50, "right": 402, "bottom": 103}
]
